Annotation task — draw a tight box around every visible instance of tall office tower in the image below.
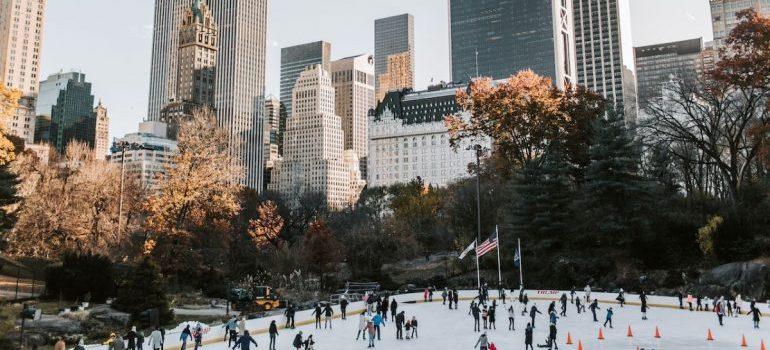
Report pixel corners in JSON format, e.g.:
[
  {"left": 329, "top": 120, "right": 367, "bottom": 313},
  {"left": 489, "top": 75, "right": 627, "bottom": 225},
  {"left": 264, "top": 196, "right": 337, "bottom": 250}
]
[
  {"left": 711, "top": 0, "right": 770, "bottom": 48},
  {"left": 374, "top": 14, "right": 414, "bottom": 102},
  {"left": 280, "top": 41, "right": 332, "bottom": 136},
  {"left": 634, "top": 38, "right": 703, "bottom": 110},
  {"left": 449, "top": 0, "right": 577, "bottom": 88},
  {"left": 0, "top": 0, "right": 46, "bottom": 144},
  {"left": 160, "top": 0, "right": 218, "bottom": 139},
  {"left": 263, "top": 96, "right": 280, "bottom": 188},
  {"left": 573, "top": 0, "right": 635, "bottom": 119},
  {"left": 44, "top": 72, "right": 96, "bottom": 153},
  {"left": 269, "top": 65, "right": 366, "bottom": 210},
  {"left": 330, "top": 54, "right": 375, "bottom": 178},
  {"left": 93, "top": 101, "right": 109, "bottom": 158},
  {"left": 147, "top": 0, "right": 188, "bottom": 121},
  {"left": 209, "top": 0, "right": 268, "bottom": 190}
]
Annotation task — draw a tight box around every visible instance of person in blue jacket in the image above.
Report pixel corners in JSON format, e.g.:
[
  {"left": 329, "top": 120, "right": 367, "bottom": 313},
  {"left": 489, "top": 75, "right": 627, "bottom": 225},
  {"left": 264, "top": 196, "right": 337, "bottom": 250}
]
[
  {"left": 231, "top": 331, "right": 257, "bottom": 350},
  {"left": 603, "top": 307, "right": 614, "bottom": 328},
  {"left": 372, "top": 312, "right": 386, "bottom": 340}
]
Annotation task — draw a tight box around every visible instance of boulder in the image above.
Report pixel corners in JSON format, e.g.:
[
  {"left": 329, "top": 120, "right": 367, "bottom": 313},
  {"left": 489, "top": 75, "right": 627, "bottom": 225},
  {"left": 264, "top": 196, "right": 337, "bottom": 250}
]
[
  {"left": 88, "top": 305, "right": 130, "bottom": 327},
  {"left": 26, "top": 315, "right": 82, "bottom": 334},
  {"left": 382, "top": 252, "right": 457, "bottom": 285},
  {"left": 693, "top": 261, "right": 769, "bottom": 299}
]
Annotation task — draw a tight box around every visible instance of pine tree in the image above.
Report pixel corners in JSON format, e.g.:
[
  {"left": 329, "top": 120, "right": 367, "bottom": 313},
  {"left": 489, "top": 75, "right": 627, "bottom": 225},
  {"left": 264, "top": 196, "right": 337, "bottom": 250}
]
[
  {"left": 583, "top": 109, "right": 651, "bottom": 248},
  {"left": 113, "top": 258, "right": 173, "bottom": 326},
  {"left": 0, "top": 164, "right": 19, "bottom": 246}
]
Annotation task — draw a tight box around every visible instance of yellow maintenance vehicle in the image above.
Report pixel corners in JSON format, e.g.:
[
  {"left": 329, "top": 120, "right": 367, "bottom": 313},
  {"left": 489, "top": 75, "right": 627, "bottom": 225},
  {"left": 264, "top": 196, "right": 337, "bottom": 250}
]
[{"left": 229, "top": 286, "right": 285, "bottom": 312}]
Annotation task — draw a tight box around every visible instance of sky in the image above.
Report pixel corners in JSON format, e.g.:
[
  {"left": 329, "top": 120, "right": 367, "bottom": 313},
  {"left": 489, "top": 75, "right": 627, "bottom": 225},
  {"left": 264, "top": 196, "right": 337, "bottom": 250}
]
[{"left": 39, "top": 0, "right": 713, "bottom": 143}]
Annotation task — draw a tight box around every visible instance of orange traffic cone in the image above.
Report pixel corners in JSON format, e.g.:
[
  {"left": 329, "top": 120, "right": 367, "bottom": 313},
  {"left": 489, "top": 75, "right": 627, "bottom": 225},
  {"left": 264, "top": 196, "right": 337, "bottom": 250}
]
[
  {"left": 577, "top": 340, "right": 583, "bottom": 350},
  {"left": 740, "top": 334, "right": 747, "bottom": 347},
  {"left": 760, "top": 339, "right": 765, "bottom": 350},
  {"left": 707, "top": 329, "right": 714, "bottom": 341},
  {"left": 598, "top": 328, "right": 605, "bottom": 340},
  {"left": 565, "top": 332, "right": 573, "bottom": 345},
  {"left": 654, "top": 326, "right": 662, "bottom": 339},
  {"left": 627, "top": 325, "right": 633, "bottom": 337}
]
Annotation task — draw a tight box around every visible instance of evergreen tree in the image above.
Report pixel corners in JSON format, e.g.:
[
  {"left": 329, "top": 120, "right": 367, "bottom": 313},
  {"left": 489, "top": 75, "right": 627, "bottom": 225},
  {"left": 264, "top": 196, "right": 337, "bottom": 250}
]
[
  {"left": 583, "top": 109, "right": 651, "bottom": 248},
  {"left": 113, "top": 258, "right": 173, "bottom": 326},
  {"left": 0, "top": 164, "right": 19, "bottom": 248}
]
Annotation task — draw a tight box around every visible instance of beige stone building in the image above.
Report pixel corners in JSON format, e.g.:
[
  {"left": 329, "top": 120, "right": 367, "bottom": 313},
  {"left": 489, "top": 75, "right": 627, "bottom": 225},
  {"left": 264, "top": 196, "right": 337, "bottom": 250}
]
[
  {"left": 376, "top": 51, "right": 414, "bottom": 102},
  {"left": 0, "top": 0, "right": 46, "bottom": 144},
  {"left": 269, "top": 65, "right": 365, "bottom": 209},
  {"left": 330, "top": 54, "right": 375, "bottom": 178},
  {"left": 93, "top": 101, "right": 109, "bottom": 159},
  {"left": 263, "top": 96, "right": 280, "bottom": 169}
]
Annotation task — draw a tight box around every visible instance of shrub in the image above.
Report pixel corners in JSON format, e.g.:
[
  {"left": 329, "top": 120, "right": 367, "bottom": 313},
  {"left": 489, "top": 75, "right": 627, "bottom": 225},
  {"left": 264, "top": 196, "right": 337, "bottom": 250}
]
[
  {"left": 45, "top": 253, "right": 116, "bottom": 302},
  {"left": 112, "top": 258, "right": 173, "bottom": 326}
]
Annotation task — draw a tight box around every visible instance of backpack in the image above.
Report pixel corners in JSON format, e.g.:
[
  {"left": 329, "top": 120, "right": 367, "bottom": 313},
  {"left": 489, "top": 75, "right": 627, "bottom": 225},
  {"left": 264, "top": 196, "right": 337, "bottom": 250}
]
[{"left": 489, "top": 342, "right": 497, "bottom": 350}]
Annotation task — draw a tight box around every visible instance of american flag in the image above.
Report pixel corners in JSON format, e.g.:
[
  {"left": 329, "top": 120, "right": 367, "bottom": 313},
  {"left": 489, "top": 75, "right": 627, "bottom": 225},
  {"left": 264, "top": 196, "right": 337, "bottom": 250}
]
[{"left": 476, "top": 233, "right": 498, "bottom": 257}]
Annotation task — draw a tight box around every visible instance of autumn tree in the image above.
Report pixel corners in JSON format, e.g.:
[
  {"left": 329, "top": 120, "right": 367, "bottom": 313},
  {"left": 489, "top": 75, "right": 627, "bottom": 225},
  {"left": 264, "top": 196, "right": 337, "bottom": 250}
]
[
  {"left": 247, "top": 200, "right": 284, "bottom": 249},
  {"left": 301, "top": 220, "right": 342, "bottom": 290},
  {"left": 0, "top": 85, "right": 20, "bottom": 166},
  {"left": 143, "top": 108, "right": 242, "bottom": 277}
]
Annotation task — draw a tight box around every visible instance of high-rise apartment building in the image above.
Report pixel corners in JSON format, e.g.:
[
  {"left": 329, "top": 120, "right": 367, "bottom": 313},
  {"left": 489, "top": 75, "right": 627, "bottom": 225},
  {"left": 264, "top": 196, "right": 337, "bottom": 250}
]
[
  {"left": 573, "top": 0, "right": 635, "bottom": 119},
  {"left": 374, "top": 14, "right": 414, "bottom": 101},
  {"left": 269, "top": 65, "right": 365, "bottom": 209},
  {"left": 634, "top": 38, "right": 703, "bottom": 110},
  {"left": 330, "top": 54, "right": 375, "bottom": 178},
  {"left": 449, "top": 0, "right": 576, "bottom": 88},
  {"left": 149, "top": 0, "right": 269, "bottom": 190},
  {"left": 263, "top": 96, "right": 279, "bottom": 177},
  {"left": 94, "top": 101, "right": 109, "bottom": 158},
  {"left": 710, "top": 0, "right": 770, "bottom": 48},
  {"left": 0, "top": 0, "right": 46, "bottom": 144},
  {"left": 279, "top": 41, "right": 332, "bottom": 146},
  {"left": 45, "top": 72, "right": 96, "bottom": 153},
  {"left": 110, "top": 121, "right": 178, "bottom": 190}
]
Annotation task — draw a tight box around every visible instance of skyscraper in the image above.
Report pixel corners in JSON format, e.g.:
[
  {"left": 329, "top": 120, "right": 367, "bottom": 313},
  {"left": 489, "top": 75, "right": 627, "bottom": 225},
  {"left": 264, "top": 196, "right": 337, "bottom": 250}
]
[
  {"left": 710, "top": 0, "right": 770, "bottom": 49},
  {"left": 94, "top": 101, "right": 109, "bottom": 158},
  {"left": 263, "top": 96, "right": 280, "bottom": 187},
  {"left": 269, "top": 65, "right": 365, "bottom": 210},
  {"left": 45, "top": 72, "right": 96, "bottom": 153},
  {"left": 280, "top": 41, "right": 332, "bottom": 131},
  {"left": 634, "top": 38, "right": 703, "bottom": 110},
  {"left": 374, "top": 13, "right": 414, "bottom": 101},
  {"left": 449, "top": 0, "right": 576, "bottom": 88},
  {"left": 330, "top": 54, "right": 375, "bottom": 177},
  {"left": 147, "top": 0, "right": 188, "bottom": 121},
  {"left": 573, "top": 0, "right": 635, "bottom": 118},
  {"left": 0, "top": 0, "right": 46, "bottom": 144}
]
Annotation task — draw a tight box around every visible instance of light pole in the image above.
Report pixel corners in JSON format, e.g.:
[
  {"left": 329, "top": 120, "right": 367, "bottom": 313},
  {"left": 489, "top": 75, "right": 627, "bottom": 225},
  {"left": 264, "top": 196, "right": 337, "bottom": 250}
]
[{"left": 111, "top": 141, "right": 146, "bottom": 238}]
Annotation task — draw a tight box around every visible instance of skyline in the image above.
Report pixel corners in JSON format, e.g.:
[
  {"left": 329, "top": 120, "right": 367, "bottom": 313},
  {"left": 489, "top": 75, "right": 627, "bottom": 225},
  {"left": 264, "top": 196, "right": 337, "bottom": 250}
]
[{"left": 39, "top": 0, "right": 712, "bottom": 146}]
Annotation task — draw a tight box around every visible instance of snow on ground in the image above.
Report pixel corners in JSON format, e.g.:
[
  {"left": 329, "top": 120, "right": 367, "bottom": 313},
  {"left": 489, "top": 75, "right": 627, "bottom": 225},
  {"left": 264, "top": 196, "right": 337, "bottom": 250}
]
[{"left": 184, "top": 291, "right": 767, "bottom": 350}]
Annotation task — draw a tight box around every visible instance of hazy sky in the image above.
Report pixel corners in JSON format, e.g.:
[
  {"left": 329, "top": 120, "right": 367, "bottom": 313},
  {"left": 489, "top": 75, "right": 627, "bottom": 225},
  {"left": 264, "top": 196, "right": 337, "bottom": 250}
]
[{"left": 40, "top": 0, "right": 713, "bottom": 143}]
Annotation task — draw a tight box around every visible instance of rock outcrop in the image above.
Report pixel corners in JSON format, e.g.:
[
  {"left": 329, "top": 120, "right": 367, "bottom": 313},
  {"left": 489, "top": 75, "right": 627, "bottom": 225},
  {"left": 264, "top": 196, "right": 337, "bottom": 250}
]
[{"left": 693, "top": 260, "right": 769, "bottom": 299}]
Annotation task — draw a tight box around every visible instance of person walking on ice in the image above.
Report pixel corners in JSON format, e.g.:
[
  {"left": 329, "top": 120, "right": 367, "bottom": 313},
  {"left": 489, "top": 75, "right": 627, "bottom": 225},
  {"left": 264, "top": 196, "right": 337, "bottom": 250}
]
[
  {"left": 603, "top": 307, "right": 614, "bottom": 328},
  {"left": 395, "top": 311, "right": 405, "bottom": 340},
  {"left": 715, "top": 297, "right": 725, "bottom": 326},
  {"left": 616, "top": 289, "right": 625, "bottom": 307},
  {"left": 530, "top": 304, "right": 542, "bottom": 328},
  {"left": 390, "top": 299, "right": 398, "bottom": 321},
  {"left": 410, "top": 316, "right": 418, "bottom": 338},
  {"left": 508, "top": 305, "right": 516, "bottom": 331},
  {"left": 292, "top": 332, "right": 303, "bottom": 350},
  {"left": 747, "top": 301, "right": 762, "bottom": 329},
  {"left": 356, "top": 311, "right": 368, "bottom": 341},
  {"left": 584, "top": 284, "right": 592, "bottom": 303},
  {"left": 443, "top": 288, "right": 448, "bottom": 305},
  {"left": 231, "top": 331, "right": 257, "bottom": 350},
  {"left": 589, "top": 299, "right": 600, "bottom": 322},
  {"left": 323, "top": 303, "right": 334, "bottom": 329},
  {"left": 525, "top": 323, "right": 534, "bottom": 350},
  {"left": 559, "top": 293, "right": 568, "bottom": 317},
  {"left": 366, "top": 320, "right": 377, "bottom": 348},
  {"left": 474, "top": 332, "right": 490, "bottom": 350},
  {"left": 268, "top": 320, "right": 278, "bottom": 350},
  {"left": 470, "top": 301, "right": 482, "bottom": 332},
  {"left": 340, "top": 296, "right": 349, "bottom": 320}
]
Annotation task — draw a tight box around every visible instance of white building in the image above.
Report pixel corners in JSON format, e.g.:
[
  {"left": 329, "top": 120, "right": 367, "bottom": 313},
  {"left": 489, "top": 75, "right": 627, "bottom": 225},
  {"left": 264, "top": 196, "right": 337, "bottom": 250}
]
[
  {"left": 368, "top": 84, "right": 489, "bottom": 188},
  {"left": 110, "top": 121, "right": 178, "bottom": 190},
  {"left": 269, "top": 65, "right": 365, "bottom": 209}
]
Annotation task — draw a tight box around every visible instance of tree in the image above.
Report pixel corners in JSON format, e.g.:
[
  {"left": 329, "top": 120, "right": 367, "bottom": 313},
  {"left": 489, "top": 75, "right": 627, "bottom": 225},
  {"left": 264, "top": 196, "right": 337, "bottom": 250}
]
[
  {"left": 45, "top": 253, "right": 116, "bottom": 302},
  {"left": 247, "top": 200, "right": 284, "bottom": 249},
  {"left": 0, "top": 85, "right": 20, "bottom": 166},
  {"left": 113, "top": 258, "right": 173, "bottom": 326},
  {"left": 143, "top": 108, "right": 241, "bottom": 276},
  {"left": 301, "top": 220, "right": 342, "bottom": 290}
]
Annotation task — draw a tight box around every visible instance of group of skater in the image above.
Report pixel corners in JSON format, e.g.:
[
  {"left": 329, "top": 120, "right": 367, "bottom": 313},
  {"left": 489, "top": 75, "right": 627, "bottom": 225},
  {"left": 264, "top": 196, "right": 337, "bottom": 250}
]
[{"left": 675, "top": 291, "right": 764, "bottom": 329}]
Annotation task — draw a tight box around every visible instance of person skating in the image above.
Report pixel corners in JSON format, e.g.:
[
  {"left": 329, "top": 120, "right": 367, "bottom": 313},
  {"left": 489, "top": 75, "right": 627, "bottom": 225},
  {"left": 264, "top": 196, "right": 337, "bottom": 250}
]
[
  {"left": 747, "top": 302, "right": 762, "bottom": 329},
  {"left": 727, "top": 298, "right": 734, "bottom": 317},
  {"left": 548, "top": 322, "right": 559, "bottom": 350},
  {"left": 125, "top": 326, "right": 138, "bottom": 350},
  {"left": 292, "top": 332, "right": 303, "bottom": 350},
  {"left": 410, "top": 316, "right": 418, "bottom": 338},
  {"left": 704, "top": 296, "right": 711, "bottom": 311},
  {"left": 311, "top": 303, "right": 322, "bottom": 329},
  {"left": 110, "top": 333, "right": 125, "bottom": 350},
  {"left": 429, "top": 287, "right": 435, "bottom": 302},
  {"left": 603, "top": 307, "right": 614, "bottom": 328},
  {"left": 470, "top": 302, "right": 481, "bottom": 332},
  {"left": 474, "top": 332, "right": 490, "bottom": 350},
  {"left": 548, "top": 311, "right": 558, "bottom": 326},
  {"left": 525, "top": 323, "right": 534, "bottom": 350},
  {"left": 424, "top": 288, "right": 429, "bottom": 302},
  {"left": 390, "top": 299, "right": 398, "bottom": 321},
  {"left": 507, "top": 305, "right": 516, "bottom": 331},
  {"left": 589, "top": 299, "right": 600, "bottom": 322},
  {"left": 696, "top": 295, "right": 703, "bottom": 311},
  {"left": 715, "top": 297, "right": 725, "bottom": 326},
  {"left": 443, "top": 288, "right": 449, "bottom": 305},
  {"left": 225, "top": 316, "right": 238, "bottom": 346},
  {"left": 616, "top": 289, "right": 625, "bottom": 307},
  {"left": 137, "top": 331, "right": 145, "bottom": 350},
  {"left": 735, "top": 294, "right": 743, "bottom": 316},
  {"left": 232, "top": 331, "right": 257, "bottom": 350},
  {"left": 570, "top": 287, "right": 576, "bottom": 304},
  {"left": 179, "top": 326, "right": 192, "bottom": 350},
  {"left": 677, "top": 291, "right": 684, "bottom": 309},
  {"left": 285, "top": 304, "right": 296, "bottom": 329},
  {"left": 488, "top": 305, "right": 496, "bottom": 330},
  {"left": 323, "top": 303, "right": 334, "bottom": 329},
  {"left": 530, "top": 304, "right": 542, "bottom": 328},
  {"left": 575, "top": 297, "right": 582, "bottom": 314},
  {"left": 148, "top": 327, "right": 163, "bottom": 350},
  {"left": 268, "top": 320, "right": 278, "bottom": 350},
  {"left": 640, "top": 290, "right": 649, "bottom": 320},
  {"left": 453, "top": 288, "right": 460, "bottom": 309},
  {"left": 584, "top": 284, "right": 592, "bottom": 303},
  {"left": 547, "top": 301, "right": 556, "bottom": 315},
  {"left": 395, "top": 311, "right": 405, "bottom": 339},
  {"left": 303, "top": 335, "right": 315, "bottom": 350},
  {"left": 382, "top": 298, "right": 390, "bottom": 319},
  {"left": 366, "top": 320, "right": 376, "bottom": 348},
  {"left": 448, "top": 289, "right": 454, "bottom": 309},
  {"left": 193, "top": 323, "right": 203, "bottom": 350},
  {"left": 559, "top": 293, "right": 568, "bottom": 317},
  {"left": 372, "top": 311, "right": 385, "bottom": 340},
  {"left": 356, "top": 311, "right": 368, "bottom": 340},
  {"left": 482, "top": 305, "right": 489, "bottom": 329},
  {"left": 340, "top": 296, "right": 349, "bottom": 320}
]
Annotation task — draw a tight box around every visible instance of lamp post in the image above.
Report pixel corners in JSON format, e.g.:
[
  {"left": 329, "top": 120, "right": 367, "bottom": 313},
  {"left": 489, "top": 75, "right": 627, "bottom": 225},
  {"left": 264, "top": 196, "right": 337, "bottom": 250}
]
[{"left": 111, "top": 141, "right": 146, "bottom": 238}]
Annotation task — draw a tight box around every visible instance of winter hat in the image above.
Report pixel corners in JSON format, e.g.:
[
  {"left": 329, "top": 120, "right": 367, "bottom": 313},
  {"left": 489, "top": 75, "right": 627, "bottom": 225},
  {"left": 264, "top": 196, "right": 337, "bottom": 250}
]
[{"left": 132, "top": 326, "right": 137, "bottom": 332}]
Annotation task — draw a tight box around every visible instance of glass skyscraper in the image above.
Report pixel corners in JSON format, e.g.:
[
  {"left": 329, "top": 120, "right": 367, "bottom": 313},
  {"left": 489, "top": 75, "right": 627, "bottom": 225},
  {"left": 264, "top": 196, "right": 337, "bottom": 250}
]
[
  {"left": 280, "top": 41, "right": 331, "bottom": 121},
  {"left": 634, "top": 38, "right": 703, "bottom": 110},
  {"left": 374, "top": 13, "right": 414, "bottom": 100},
  {"left": 449, "top": 0, "right": 576, "bottom": 87},
  {"left": 43, "top": 72, "right": 96, "bottom": 153}
]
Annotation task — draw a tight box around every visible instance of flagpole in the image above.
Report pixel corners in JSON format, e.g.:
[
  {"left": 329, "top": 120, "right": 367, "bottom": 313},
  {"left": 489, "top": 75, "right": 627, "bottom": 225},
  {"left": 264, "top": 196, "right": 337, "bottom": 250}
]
[
  {"left": 496, "top": 225, "right": 502, "bottom": 287},
  {"left": 475, "top": 238, "right": 481, "bottom": 292},
  {"left": 518, "top": 238, "right": 524, "bottom": 288}
]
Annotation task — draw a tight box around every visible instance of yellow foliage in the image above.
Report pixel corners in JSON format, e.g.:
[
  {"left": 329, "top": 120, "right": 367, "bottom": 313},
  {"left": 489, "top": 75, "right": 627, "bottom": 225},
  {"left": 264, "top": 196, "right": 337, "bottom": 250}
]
[{"left": 0, "top": 85, "right": 21, "bottom": 165}]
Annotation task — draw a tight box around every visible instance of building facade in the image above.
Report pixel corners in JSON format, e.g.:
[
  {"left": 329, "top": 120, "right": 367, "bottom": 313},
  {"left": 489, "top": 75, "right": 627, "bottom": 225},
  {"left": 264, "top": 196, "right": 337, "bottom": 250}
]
[
  {"left": 269, "top": 65, "right": 365, "bottom": 210},
  {"left": 634, "top": 38, "right": 703, "bottom": 110},
  {"left": 262, "top": 95, "right": 280, "bottom": 189},
  {"left": 94, "top": 101, "right": 109, "bottom": 158},
  {"left": 374, "top": 13, "right": 414, "bottom": 101},
  {"left": 710, "top": 0, "right": 770, "bottom": 48},
  {"left": 573, "top": 0, "right": 636, "bottom": 120},
  {"left": 110, "top": 121, "right": 178, "bottom": 190},
  {"left": 47, "top": 72, "right": 96, "bottom": 154},
  {"left": 8, "top": 95, "right": 34, "bottom": 144},
  {"left": 146, "top": 0, "right": 188, "bottom": 121},
  {"left": 279, "top": 41, "right": 332, "bottom": 152},
  {"left": 368, "top": 84, "right": 490, "bottom": 188},
  {"left": 330, "top": 54, "right": 375, "bottom": 178},
  {"left": 449, "top": 0, "right": 576, "bottom": 88}
]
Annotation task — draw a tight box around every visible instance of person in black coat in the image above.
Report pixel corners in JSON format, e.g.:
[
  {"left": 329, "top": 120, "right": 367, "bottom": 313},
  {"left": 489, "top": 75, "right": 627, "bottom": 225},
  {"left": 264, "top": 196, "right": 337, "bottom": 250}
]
[
  {"left": 285, "top": 304, "right": 296, "bottom": 329},
  {"left": 292, "top": 332, "right": 303, "bottom": 350},
  {"left": 390, "top": 299, "right": 398, "bottom": 321},
  {"left": 524, "top": 323, "right": 534, "bottom": 350},
  {"left": 340, "top": 297, "right": 349, "bottom": 320},
  {"left": 470, "top": 302, "right": 481, "bottom": 332},
  {"left": 529, "top": 304, "right": 542, "bottom": 329},
  {"left": 268, "top": 320, "right": 278, "bottom": 350},
  {"left": 232, "top": 331, "right": 257, "bottom": 350},
  {"left": 382, "top": 298, "right": 390, "bottom": 319},
  {"left": 453, "top": 288, "right": 459, "bottom": 308},
  {"left": 395, "top": 311, "right": 405, "bottom": 339},
  {"left": 311, "top": 304, "right": 322, "bottom": 329},
  {"left": 323, "top": 303, "right": 334, "bottom": 329},
  {"left": 589, "top": 299, "right": 600, "bottom": 322},
  {"left": 125, "top": 327, "right": 138, "bottom": 350}
]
